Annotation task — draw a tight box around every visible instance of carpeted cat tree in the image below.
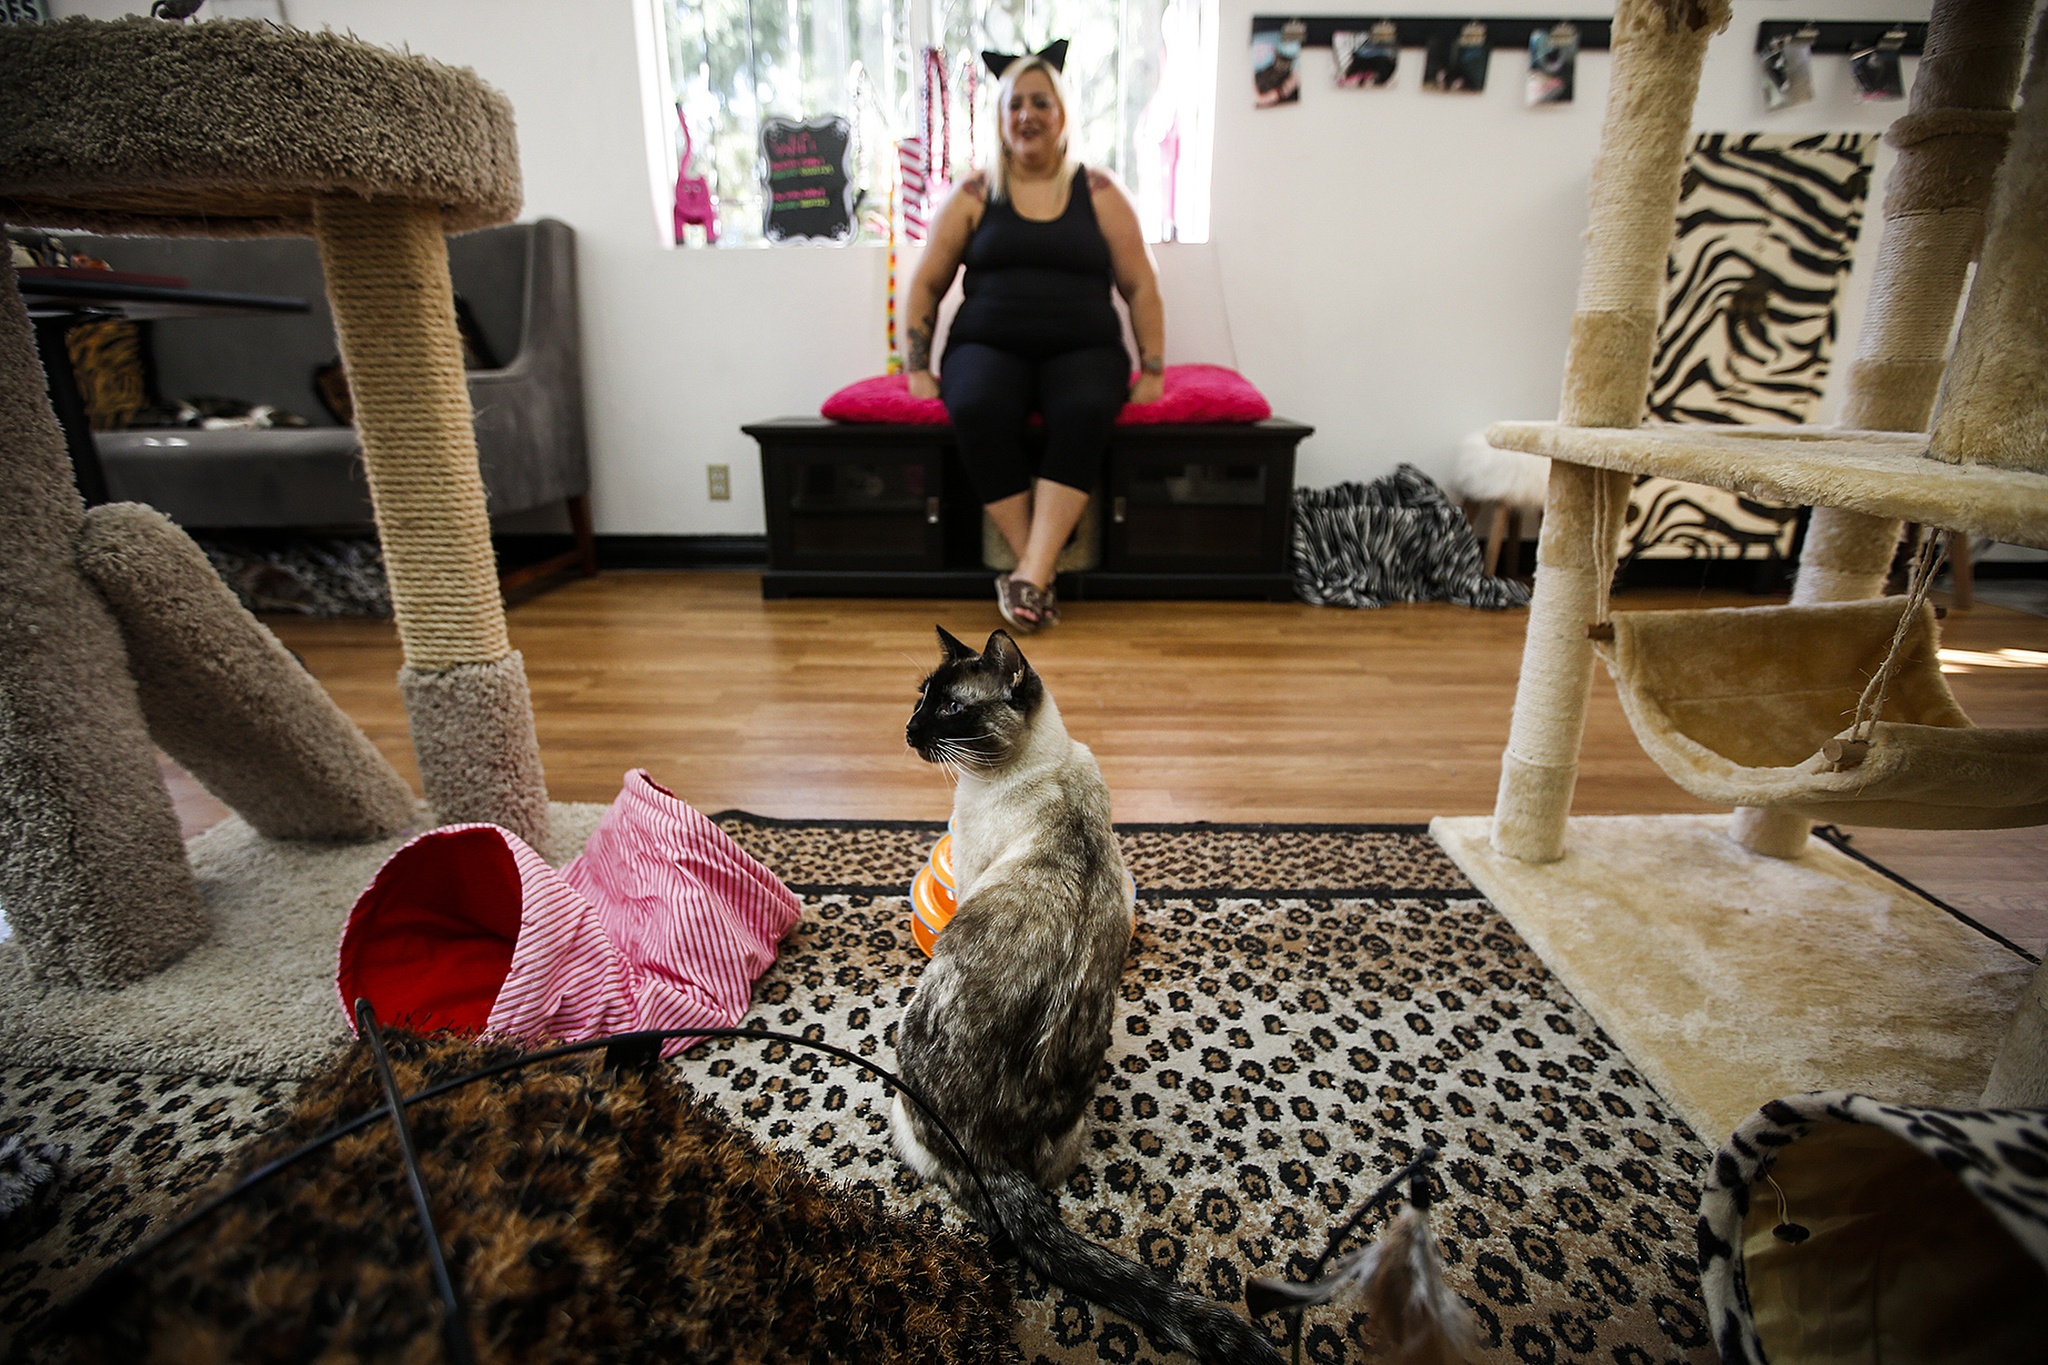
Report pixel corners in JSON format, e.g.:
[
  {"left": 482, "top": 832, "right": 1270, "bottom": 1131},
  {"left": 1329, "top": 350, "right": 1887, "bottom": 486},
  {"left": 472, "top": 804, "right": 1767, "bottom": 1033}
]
[
  {"left": 0, "top": 18, "right": 547, "bottom": 1009},
  {"left": 1434, "top": 0, "right": 2048, "bottom": 1141}
]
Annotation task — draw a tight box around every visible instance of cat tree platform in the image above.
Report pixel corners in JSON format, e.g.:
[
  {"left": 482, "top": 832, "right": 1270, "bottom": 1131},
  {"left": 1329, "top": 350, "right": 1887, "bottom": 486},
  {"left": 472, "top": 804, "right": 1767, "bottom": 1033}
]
[{"left": 1485, "top": 421, "right": 2048, "bottom": 550}]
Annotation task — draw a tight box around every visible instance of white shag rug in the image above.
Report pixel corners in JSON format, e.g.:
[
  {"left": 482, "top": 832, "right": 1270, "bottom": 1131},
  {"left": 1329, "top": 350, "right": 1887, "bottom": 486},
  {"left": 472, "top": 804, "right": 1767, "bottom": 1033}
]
[
  {"left": 0, "top": 802, "right": 605, "bottom": 1081},
  {"left": 1431, "top": 813, "right": 2034, "bottom": 1143}
]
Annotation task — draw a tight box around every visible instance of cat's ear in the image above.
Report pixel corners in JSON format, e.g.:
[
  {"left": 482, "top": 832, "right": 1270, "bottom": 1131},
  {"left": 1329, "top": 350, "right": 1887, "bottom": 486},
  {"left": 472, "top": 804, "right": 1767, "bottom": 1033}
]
[
  {"left": 983, "top": 630, "right": 1033, "bottom": 690},
  {"left": 936, "top": 625, "right": 977, "bottom": 662}
]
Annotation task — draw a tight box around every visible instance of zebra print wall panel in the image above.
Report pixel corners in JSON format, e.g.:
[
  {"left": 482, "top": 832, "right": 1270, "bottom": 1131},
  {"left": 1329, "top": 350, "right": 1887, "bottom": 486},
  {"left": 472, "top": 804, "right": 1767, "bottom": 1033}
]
[{"left": 1625, "top": 132, "right": 1876, "bottom": 564}]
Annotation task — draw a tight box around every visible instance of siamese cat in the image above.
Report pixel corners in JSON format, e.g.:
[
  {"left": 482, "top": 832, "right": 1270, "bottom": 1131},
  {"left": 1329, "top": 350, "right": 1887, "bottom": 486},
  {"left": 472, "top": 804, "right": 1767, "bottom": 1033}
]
[{"left": 895, "top": 627, "right": 1279, "bottom": 1365}]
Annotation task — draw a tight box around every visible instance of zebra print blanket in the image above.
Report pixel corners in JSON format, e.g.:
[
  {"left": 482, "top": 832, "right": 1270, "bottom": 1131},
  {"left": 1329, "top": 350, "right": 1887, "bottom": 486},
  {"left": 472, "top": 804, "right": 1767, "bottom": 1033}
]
[{"left": 1292, "top": 465, "right": 1532, "bottom": 610}]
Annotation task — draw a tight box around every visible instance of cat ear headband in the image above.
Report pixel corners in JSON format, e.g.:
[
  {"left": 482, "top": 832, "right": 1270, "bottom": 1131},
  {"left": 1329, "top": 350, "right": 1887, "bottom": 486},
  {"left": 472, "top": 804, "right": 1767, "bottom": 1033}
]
[{"left": 982, "top": 39, "right": 1069, "bottom": 79}]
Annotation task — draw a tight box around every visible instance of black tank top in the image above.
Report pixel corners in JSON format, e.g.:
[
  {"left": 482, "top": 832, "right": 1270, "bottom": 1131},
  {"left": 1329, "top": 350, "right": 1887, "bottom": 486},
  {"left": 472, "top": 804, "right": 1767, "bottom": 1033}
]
[{"left": 945, "top": 165, "right": 1125, "bottom": 360}]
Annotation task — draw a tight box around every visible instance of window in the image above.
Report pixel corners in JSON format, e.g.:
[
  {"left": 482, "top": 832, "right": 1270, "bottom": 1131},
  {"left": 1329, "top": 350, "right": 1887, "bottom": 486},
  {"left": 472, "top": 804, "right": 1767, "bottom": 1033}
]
[{"left": 655, "top": 0, "right": 1216, "bottom": 246}]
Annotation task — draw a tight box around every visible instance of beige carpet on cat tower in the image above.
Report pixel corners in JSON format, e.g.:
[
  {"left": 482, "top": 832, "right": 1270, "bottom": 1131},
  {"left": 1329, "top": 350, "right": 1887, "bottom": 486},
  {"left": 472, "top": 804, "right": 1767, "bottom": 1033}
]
[
  {"left": 1435, "top": 0, "right": 2048, "bottom": 1141},
  {"left": 0, "top": 16, "right": 550, "bottom": 1076}
]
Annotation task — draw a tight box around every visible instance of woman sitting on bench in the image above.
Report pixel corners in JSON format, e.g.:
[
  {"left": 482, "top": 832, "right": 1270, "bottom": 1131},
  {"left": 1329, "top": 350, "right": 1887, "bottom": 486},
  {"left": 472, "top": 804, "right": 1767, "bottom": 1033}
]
[{"left": 903, "top": 44, "right": 1164, "bottom": 633}]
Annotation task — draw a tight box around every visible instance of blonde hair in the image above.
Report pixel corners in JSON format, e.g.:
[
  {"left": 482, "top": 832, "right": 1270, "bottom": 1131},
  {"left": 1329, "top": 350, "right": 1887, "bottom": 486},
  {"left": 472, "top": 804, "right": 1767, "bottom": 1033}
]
[{"left": 986, "top": 55, "right": 1080, "bottom": 204}]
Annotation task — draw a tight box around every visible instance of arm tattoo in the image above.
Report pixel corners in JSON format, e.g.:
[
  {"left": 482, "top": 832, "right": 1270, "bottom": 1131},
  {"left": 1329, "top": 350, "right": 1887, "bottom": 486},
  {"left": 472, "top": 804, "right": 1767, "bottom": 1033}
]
[{"left": 907, "top": 320, "right": 933, "bottom": 372}]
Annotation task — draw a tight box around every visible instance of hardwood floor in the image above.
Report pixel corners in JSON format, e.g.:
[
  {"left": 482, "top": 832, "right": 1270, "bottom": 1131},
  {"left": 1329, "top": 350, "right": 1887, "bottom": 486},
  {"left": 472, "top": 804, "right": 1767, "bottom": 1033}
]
[{"left": 217, "top": 571, "right": 2046, "bottom": 949}]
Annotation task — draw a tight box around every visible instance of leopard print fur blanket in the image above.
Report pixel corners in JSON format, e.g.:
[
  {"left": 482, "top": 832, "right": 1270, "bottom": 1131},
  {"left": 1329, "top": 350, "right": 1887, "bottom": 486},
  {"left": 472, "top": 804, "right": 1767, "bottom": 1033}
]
[{"left": 52, "top": 1031, "right": 1017, "bottom": 1364}]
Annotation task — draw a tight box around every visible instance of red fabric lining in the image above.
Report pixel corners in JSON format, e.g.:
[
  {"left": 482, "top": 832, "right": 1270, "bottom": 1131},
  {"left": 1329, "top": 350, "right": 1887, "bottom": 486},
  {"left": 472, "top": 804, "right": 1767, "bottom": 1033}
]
[
  {"left": 335, "top": 826, "right": 523, "bottom": 1035},
  {"left": 819, "top": 362, "right": 1271, "bottom": 425}
]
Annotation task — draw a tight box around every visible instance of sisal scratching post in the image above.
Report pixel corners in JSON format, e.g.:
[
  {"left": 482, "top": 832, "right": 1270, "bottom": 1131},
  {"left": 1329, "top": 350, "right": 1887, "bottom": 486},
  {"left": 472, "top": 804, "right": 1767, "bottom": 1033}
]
[
  {"left": 1493, "top": 462, "right": 1632, "bottom": 861},
  {"left": 76, "top": 503, "right": 418, "bottom": 842},
  {"left": 0, "top": 264, "right": 206, "bottom": 987},
  {"left": 1929, "top": 7, "right": 2048, "bottom": 474},
  {"left": 1726, "top": 806, "right": 1811, "bottom": 860},
  {"left": 1791, "top": 0, "right": 2028, "bottom": 604},
  {"left": 1492, "top": 0, "right": 1729, "bottom": 863},
  {"left": 313, "top": 194, "right": 548, "bottom": 848},
  {"left": 1738, "top": 0, "right": 2032, "bottom": 858}
]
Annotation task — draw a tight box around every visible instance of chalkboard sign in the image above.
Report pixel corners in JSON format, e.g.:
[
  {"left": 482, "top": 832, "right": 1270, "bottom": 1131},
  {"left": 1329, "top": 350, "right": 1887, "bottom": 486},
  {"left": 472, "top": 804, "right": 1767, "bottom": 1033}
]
[{"left": 761, "top": 116, "right": 856, "bottom": 245}]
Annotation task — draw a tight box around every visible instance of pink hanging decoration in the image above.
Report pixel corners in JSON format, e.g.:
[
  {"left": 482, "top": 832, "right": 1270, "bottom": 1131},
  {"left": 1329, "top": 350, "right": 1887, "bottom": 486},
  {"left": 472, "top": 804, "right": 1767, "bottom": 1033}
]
[
  {"left": 926, "top": 47, "right": 951, "bottom": 190},
  {"left": 899, "top": 46, "right": 953, "bottom": 242},
  {"left": 673, "top": 109, "right": 718, "bottom": 245},
  {"left": 960, "top": 54, "right": 979, "bottom": 172},
  {"left": 897, "top": 135, "right": 930, "bottom": 241},
  {"left": 1159, "top": 118, "right": 1182, "bottom": 243}
]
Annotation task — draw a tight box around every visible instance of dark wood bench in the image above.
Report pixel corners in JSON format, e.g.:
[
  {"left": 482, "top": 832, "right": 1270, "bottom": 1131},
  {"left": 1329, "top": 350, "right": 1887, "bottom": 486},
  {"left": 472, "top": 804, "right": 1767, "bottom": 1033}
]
[{"left": 743, "top": 417, "right": 1313, "bottom": 599}]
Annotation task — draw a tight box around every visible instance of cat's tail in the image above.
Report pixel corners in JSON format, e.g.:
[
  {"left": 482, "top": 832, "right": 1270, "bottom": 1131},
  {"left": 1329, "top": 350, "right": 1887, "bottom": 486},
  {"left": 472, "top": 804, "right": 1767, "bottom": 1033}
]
[{"left": 978, "top": 1164, "right": 1282, "bottom": 1365}]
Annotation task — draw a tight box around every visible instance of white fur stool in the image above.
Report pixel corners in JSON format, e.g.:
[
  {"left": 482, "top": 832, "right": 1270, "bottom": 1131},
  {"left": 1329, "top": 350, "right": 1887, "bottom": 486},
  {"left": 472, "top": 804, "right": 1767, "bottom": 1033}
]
[{"left": 1452, "top": 432, "right": 1549, "bottom": 576}]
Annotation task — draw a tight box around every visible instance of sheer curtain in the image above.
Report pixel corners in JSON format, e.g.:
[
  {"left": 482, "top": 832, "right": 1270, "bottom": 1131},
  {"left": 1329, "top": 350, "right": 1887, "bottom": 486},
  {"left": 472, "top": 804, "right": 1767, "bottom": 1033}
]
[{"left": 661, "top": 0, "right": 1214, "bottom": 245}]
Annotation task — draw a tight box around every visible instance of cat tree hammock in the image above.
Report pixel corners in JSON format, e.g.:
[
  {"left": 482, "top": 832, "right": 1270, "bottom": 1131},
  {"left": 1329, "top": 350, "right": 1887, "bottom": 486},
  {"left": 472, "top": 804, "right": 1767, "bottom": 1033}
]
[
  {"left": 1436, "top": 0, "right": 2048, "bottom": 1133},
  {"left": 0, "top": 18, "right": 548, "bottom": 1013}
]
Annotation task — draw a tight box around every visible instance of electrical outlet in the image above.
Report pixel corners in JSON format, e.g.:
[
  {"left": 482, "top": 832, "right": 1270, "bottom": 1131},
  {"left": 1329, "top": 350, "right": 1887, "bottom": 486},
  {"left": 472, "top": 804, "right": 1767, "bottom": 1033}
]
[{"left": 707, "top": 464, "right": 731, "bottom": 500}]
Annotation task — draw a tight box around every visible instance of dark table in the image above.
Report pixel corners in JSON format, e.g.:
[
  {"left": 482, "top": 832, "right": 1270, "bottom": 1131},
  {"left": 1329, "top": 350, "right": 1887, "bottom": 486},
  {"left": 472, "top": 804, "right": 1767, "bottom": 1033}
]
[{"left": 20, "top": 273, "right": 310, "bottom": 506}]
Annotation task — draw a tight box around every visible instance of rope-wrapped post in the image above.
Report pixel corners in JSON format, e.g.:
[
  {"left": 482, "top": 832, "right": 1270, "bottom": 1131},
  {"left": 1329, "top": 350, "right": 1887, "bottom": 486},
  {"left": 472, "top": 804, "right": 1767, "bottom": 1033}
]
[
  {"left": 0, "top": 263, "right": 207, "bottom": 986},
  {"left": 1492, "top": 0, "right": 1730, "bottom": 863},
  {"left": 312, "top": 194, "right": 549, "bottom": 848},
  {"left": 1740, "top": 0, "right": 2033, "bottom": 858},
  {"left": 1795, "top": 0, "right": 2027, "bottom": 603},
  {"left": 1928, "top": 6, "right": 2048, "bottom": 474}
]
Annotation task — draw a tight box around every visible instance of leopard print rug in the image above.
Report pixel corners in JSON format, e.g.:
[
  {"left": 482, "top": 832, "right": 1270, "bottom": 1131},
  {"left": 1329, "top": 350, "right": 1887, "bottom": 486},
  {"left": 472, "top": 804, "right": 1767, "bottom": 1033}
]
[{"left": 0, "top": 818, "right": 1719, "bottom": 1364}]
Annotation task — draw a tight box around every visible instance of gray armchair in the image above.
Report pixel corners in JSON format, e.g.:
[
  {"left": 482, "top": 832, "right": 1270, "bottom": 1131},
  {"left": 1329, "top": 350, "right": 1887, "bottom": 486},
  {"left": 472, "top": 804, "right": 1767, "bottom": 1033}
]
[{"left": 80, "top": 217, "right": 592, "bottom": 586}]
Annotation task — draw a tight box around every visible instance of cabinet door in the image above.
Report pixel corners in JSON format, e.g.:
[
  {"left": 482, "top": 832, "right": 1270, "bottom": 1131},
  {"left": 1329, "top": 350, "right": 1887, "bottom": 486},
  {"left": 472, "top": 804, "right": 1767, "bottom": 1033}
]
[
  {"left": 1105, "top": 446, "right": 1289, "bottom": 573},
  {"left": 762, "top": 444, "right": 946, "bottom": 571}
]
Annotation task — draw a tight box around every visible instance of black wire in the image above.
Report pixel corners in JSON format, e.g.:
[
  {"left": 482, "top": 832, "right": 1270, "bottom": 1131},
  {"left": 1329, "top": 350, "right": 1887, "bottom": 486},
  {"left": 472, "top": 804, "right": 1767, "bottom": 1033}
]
[
  {"left": 58, "top": 1022, "right": 1009, "bottom": 1341},
  {"left": 1811, "top": 823, "right": 2039, "bottom": 963},
  {"left": 355, "top": 1001, "right": 476, "bottom": 1365},
  {"left": 1308, "top": 1145, "right": 1440, "bottom": 1281}
]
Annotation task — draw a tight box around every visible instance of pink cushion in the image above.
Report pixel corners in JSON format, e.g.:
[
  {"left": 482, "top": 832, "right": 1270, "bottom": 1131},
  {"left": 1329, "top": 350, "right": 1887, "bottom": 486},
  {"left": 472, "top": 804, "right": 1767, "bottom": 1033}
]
[
  {"left": 821, "top": 373, "right": 949, "bottom": 424},
  {"left": 820, "top": 362, "right": 1272, "bottom": 425},
  {"left": 1118, "top": 363, "right": 1273, "bottom": 424}
]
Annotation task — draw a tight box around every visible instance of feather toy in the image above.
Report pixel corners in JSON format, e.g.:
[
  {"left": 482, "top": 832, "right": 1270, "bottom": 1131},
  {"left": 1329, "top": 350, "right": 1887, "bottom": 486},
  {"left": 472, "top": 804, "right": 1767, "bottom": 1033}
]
[{"left": 1247, "top": 1149, "right": 1478, "bottom": 1365}]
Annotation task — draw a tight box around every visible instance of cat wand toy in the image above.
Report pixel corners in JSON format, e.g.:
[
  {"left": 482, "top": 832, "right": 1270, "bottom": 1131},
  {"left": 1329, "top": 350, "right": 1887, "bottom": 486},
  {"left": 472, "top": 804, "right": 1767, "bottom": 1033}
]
[{"left": 1247, "top": 1145, "right": 1476, "bottom": 1365}]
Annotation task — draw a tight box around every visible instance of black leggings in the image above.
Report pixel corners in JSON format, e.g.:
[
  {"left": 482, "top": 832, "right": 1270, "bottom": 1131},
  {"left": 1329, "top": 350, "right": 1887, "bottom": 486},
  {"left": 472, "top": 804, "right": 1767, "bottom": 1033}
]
[{"left": 939, "top": 342, "right": 1129, "bottom": 503}]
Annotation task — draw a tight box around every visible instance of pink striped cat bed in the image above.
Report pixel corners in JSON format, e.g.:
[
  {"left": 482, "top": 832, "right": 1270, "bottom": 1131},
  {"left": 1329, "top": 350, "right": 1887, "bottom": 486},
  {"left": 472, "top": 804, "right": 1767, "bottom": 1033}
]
[
  {"left": 821, "top": 362, "right": 1272, "bottom": 425},
  {"left": 336, "top": 770, "right": 801, "bottom": 1052}
]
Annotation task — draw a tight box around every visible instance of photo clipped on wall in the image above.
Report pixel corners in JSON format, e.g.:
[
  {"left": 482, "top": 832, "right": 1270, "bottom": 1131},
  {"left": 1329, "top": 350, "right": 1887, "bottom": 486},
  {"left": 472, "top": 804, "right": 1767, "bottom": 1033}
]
[
  {"left": 1760, "top": 28, "right": 1817, "bottom": 110},
  {"left": 1850, "top": 29, "right": 1907, "bottom": 101},
  {"left": 1252, "top": 19, "right": 1305, "bottom": 106},
  {"left": 1333, "top": 21, "right": 1399, "bottom": 88},
  {"left": 1424, "top": 21, "right": 1489, "bottom": 93},
  {"left": 1526, "top": 22, "right": 1578, "bottom": 105}
]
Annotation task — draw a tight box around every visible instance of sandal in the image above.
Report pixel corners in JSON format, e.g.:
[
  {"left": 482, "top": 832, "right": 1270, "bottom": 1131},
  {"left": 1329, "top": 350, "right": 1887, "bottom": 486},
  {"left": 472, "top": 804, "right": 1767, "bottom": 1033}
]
[
  {"left": 995, "top": 574, "right": 1059, "bottom": 634},
  {"left": 1031, "top": 580, "right": 1061, "bottom": 628}
]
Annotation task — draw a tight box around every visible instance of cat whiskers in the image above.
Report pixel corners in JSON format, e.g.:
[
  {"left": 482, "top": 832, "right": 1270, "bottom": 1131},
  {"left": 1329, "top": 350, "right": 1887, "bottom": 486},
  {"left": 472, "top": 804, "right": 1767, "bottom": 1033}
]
[{"left": 929, "top": 735, "right": 995, "bottom": 774}]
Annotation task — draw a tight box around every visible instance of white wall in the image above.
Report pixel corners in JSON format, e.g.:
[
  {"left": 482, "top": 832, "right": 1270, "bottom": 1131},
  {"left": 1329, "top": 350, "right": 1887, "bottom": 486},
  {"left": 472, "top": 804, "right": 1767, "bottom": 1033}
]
[
  {"left": 1209, "top": 0, "right": 1936, "bottom": 493},
  {"left": 53, "top": 0, "right": 1937, "bottom": 533}
]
